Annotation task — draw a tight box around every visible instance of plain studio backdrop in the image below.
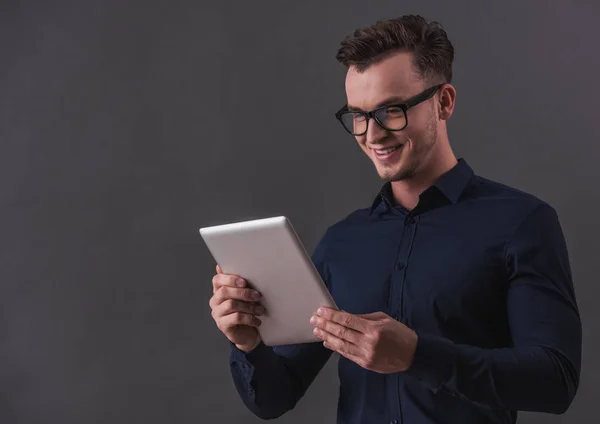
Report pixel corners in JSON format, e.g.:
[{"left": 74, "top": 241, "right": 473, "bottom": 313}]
[{"left": 0, "top": 0, "right": 598, "bottom": 423}]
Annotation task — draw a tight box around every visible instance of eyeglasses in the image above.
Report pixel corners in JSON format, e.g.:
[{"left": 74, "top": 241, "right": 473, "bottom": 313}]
[{"left": 334, "top": 84, "right": 444, "bottom": 136}]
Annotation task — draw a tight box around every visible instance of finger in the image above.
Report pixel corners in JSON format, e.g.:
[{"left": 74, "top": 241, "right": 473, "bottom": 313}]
[
  {"left": 316, "top": 308, "right": 367, "bottom": 333},
  {"left": 314, "top": 328, "right": 364, "bottom": 357},
  {"left": 216, "top": 264, "right": 223, "bottom": 274},
  {"left": 213, "top": 298, "right": 266, "bottom": 319},
  {"left": 218, "top": 311, "right": 261, "bottom": 330},
  {"left": 212, "top": 273, "right": 247, "bottom": 293},
  {"left": 310, "top": 315, "right": 361, "bottom": 345},
  {"left": 213, "top": 285, "right": 261, "bottom": 305}
]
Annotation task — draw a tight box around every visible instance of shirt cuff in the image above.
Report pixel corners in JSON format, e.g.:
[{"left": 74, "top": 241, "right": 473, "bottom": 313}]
[
  {"left": 405, "top": 331, "right": 456, "bottom": 392},
  {"left": 230, "top": 341, "right": 273, "bottom": 366}
]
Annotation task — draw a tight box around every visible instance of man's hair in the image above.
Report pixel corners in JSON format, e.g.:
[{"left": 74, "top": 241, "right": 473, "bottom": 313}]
[{"left": 335, "top": 15, "right": 454, "bottom": 84}]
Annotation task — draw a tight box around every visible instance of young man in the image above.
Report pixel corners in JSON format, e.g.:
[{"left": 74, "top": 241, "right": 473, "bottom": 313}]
[{"left": 208, "top": 15, "right": 581, "bottom": 424}]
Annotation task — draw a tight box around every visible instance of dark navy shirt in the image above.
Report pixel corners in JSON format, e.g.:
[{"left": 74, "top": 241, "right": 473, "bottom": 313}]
[{"left": 229, "top": 159, "right": 581, "bottom": 424}]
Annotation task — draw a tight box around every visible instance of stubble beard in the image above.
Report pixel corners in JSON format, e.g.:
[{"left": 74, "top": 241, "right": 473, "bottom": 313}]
[{"left": 380, "top": 121, "right": 438, "bottom": 183}]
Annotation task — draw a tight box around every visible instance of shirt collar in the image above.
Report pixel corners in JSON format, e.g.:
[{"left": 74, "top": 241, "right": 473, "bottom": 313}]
[{"left": 369, "top": 158, "right": 474, "bottom": 215}]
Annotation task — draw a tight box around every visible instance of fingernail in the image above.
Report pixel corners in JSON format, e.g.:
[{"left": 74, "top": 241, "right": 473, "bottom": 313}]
[
  {"left": 251, "top": 291, "right": 261, "bottom": 300},
  {"left": 317, "top": 308, "right": 324, "bottom": 316},
  {"left": 256, "top": 306, "right": 266, "bottom": 315},
  {"left": 310, "top": 316, "right": 317, "bottom": 325},
  {"left": 236, "top": 278, "right": 245, "bottom": 287},
  {"left": 313, "top": 328, "right": 320, "bottom": 335}
]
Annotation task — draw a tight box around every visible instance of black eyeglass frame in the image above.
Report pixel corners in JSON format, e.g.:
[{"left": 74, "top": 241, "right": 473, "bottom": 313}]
[{"left": 334, "top": 83, "right": 445, "bottom": 136}]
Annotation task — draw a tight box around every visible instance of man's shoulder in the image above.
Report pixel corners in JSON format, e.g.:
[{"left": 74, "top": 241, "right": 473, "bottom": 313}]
[{"left": 469, "top": 174, "right": 552, "bottom": 214}]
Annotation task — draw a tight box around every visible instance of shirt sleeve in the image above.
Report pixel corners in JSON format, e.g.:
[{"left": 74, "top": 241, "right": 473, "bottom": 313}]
[
  {"left": 228, "top": 234, "right": 334, "bottom": 419},
  {"left": 405, "top": 204, "right": 582, "bottom": 414}
]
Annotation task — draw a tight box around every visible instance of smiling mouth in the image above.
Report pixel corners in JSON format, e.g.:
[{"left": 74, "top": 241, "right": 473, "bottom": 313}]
[{"left": 374, "top": 145, "right": 401, "bottom": 155}]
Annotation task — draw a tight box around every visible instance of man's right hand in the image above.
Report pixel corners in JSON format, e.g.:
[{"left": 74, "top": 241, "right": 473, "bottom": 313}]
[{"left": 209, "top": 264, "right": 265, "bottom": 352}]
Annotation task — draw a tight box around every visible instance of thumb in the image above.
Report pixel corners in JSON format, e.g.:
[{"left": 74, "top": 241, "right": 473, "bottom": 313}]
[{"left": 357, "top": 311, "right": 389, "bottom": 321}]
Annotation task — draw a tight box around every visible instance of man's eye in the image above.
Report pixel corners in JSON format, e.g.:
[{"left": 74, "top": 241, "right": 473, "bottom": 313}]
[{"left": 384, "top": 106, "right": 403, "bottom": 117}]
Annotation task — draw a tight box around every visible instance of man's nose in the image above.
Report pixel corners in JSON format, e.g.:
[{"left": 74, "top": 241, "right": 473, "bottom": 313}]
[{"left": 365, "top": 117, "right": 387, "bottom": 145}]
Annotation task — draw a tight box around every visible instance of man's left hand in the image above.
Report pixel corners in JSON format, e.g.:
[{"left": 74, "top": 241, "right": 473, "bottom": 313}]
[{"left": 310, "top": 308, "right": 418, "bottom": 374}]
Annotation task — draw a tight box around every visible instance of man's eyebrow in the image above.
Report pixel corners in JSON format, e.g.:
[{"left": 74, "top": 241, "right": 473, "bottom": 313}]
[{"left": 347, "top": 96, "right": 407, "bottom": 112}]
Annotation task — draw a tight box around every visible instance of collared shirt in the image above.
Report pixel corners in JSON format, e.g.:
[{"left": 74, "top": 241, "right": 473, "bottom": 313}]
[{"left": 228, "top": 159, "right": 581, "bottom": 424}]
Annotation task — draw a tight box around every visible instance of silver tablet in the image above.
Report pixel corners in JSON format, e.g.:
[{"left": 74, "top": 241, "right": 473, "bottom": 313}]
[{"left": 199, "top": 216, "right": 337, "bottom": 346}]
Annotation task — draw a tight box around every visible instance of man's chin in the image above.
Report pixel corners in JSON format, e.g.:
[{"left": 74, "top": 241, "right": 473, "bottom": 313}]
[{"left": 378, "top": 167, "right": 409, "bottom": 182}]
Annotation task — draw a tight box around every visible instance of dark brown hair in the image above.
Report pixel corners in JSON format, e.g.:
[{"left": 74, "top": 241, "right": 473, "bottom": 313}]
[{"left": 336, "top": 15, "right": 454, "bottom": 84}]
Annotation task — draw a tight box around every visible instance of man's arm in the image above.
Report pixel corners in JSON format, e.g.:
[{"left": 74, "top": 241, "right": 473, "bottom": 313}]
[
  {"left": 405, "top": 204, "right": 581, "bottom": 413},
  {"left": 230, "top": 341, "right": 332, "bottom": 419},
  {"left": 228, "top": 235, "right": 334, "bottom": 419}
]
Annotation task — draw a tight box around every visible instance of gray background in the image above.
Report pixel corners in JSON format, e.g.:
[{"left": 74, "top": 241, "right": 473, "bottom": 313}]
[{"left": 0, "top": 0, "right": 597, "bottom": 423}]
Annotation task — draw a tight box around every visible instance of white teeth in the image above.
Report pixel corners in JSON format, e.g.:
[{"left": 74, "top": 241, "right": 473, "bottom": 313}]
[{"left": 375, "top": 146, "right": 399, "bottom": 154}]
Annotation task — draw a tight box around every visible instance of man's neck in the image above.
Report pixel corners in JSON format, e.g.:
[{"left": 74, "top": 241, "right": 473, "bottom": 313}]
[{"left": 391, "top": 153, "right": 458, "bottom": 211}]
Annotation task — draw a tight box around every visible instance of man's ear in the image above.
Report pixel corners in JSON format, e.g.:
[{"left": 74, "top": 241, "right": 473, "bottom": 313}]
[{"left": 438, "top": 83, "right": 456, "bottom": 120}]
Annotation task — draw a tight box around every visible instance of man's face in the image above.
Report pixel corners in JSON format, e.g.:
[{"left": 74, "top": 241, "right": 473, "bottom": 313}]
[{"left": 345, "top": 51, "right": 440, "bottom": 182}]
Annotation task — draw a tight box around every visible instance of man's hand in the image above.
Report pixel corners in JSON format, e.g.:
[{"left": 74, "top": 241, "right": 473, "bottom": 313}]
[
  {"left": 209, "top": 264, "right": 265, "bottom": 352},
  {"left": 310, "top": 308, "right": 418, "bottom": 374}
]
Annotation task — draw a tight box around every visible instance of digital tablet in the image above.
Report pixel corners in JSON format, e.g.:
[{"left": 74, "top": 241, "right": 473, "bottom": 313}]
[{"left": 199, "top": 216, "right": 337, "bottom": 346}]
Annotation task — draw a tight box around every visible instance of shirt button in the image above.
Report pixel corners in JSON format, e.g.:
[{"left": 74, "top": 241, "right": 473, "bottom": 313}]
[
  {"left": 396, "top": 262, "right": 405, "bottom": 270},
  {"left": 391, "top": 420, "right": 399, "bottom": 424}
]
